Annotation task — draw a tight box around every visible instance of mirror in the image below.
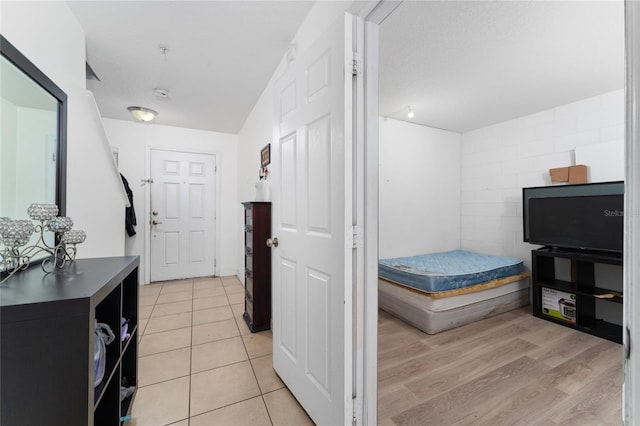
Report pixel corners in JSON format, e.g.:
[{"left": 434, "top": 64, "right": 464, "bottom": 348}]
[{"left": 0, "top": 35, "right": 67, "bottom": 260}]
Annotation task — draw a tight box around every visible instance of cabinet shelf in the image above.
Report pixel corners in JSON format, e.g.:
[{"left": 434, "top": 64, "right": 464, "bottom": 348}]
[
  {"left": 536, "top": 280, "right": 623, "bottom": 304},
  {"left": 0, "top": 256, "right": 139, "bottom": 426},
  {"left": 532, "top": 247, "right": 622, "bottom": 344}
]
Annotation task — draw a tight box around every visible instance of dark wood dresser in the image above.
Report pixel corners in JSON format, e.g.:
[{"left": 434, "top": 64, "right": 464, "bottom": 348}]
[
  {"left": 242, "top": 202, "right": 271, "bottom": 332},
  {"left": 0, "top": 256, "right": 139, "bottom": 426}
]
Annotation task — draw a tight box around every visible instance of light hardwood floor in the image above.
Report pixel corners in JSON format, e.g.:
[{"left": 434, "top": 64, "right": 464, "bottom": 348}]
[{"left": 378, "top": 306, "right": 622, "bottom": 426}]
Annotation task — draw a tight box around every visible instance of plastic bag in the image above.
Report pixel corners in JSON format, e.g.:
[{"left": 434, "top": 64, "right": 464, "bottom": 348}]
[{"left": 94, "top": 321, "right": 115, "bottom": 387}]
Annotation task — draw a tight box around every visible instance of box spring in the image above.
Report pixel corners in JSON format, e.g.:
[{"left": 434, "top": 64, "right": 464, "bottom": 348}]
[{"left": 378, "top": 273, "right": 530, "bottom": 334}]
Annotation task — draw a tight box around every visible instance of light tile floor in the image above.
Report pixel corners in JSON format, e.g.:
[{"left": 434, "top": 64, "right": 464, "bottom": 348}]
[{"left": 130, "top": 276, "right": 314, "bottom": 426}]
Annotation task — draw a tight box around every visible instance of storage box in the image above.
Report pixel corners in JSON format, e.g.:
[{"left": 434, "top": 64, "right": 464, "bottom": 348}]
[
  {"left": 541, "top": 287, "right": 576, "bottom": 324},
  {"left": 549, "top": 165, "right": 587, "bottom": 184},
  {"left": 568, "top": 165, "right": 587, "bottom": 184},
  {"left": 549, "top": 167, "right": 569, "bottom": 183}
]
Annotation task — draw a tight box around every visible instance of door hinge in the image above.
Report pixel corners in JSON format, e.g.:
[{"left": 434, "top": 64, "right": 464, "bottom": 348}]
[
  {"left": 215, "top": 165, "right": 218, "bottom": 173},
  {"left": 352, "top": 225, "right": 363, "bottom": 248},
  {"left": 352, "top": 51, "right": 362, "bottom": 77}
]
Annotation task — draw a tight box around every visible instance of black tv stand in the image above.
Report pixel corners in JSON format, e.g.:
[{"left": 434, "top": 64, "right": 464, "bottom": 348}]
[{"left": 531, "top": 247, "right": 622, "bottom": 343}]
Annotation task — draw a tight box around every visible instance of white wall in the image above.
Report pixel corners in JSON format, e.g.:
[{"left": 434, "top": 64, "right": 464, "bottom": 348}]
[
  {"left": 1, "top": 98, "right": 18, "bottom": 217},
  {"left": 1, "top": 2, "right": 126, "bottom": 258},
  {"left": 460, "top": 89, "right": 625, "bottom": 268},
  {"left": 103, "top": 118, "right": 238, "bottom": 283},
  {"left": 378, "top": 118, "right": 461, "bottom": 259},
  {"left": 15, "top": 108, "right": 57, "bottom": 213}
]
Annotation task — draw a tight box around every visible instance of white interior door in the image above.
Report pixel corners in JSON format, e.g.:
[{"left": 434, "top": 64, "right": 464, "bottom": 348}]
[
  {"left": 150, "top": 149, "right": 216, "bottom": 281},
  {"left": 271, "top": 13, "right": 354, "bottom": 425}
]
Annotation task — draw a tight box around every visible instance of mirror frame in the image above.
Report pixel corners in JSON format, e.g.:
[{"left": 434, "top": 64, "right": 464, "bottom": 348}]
[{"left": 0, "top": 34, "right": 67, "bottom": 215}]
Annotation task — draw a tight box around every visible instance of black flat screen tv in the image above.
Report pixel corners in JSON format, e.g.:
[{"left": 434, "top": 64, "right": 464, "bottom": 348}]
[{"left": 522, "top": 181, "right": 624, "bottom": 253}]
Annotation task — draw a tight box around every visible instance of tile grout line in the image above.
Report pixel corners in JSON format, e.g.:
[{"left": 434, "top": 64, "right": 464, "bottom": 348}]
[
  {"left": 228, "top": 279, "right": 276, "bottom": 425},
  {"left": 188, "top": 278, "right": 194, "bottom": 424},
  {"left": 138, "top": 277, "right": 278, "bottom": 425}
]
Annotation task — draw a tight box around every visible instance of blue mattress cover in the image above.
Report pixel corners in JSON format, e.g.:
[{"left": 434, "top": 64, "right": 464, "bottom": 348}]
[{"left": 378, "top": 250, "right": 524, "bottom": 293}]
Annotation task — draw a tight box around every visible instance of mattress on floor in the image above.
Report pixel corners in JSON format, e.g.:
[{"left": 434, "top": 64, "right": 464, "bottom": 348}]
[
  {"left": 378, "top": 250, "right": 524, "bottom": 293},
  {"left": 378, "top": 273, "right": 530, "bottom": 334}
]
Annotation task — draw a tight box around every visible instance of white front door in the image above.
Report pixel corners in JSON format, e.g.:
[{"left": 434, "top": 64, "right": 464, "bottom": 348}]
[
  {"left": 150, "top": 149, "right": 216, "bottom": 281},
  {"left": 271, "top": 13, "right": 355, "bottom": 425}
]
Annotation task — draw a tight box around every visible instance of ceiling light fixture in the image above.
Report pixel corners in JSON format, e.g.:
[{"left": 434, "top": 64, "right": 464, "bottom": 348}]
[
  {"left": 407, "top": 106, "right": 415, "bottom": 119},
  {"left": 127, "top": 106, "right": 158, "bottom": 122}
]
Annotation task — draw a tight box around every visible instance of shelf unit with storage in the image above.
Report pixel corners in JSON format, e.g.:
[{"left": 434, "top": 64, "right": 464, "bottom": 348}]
[
  {"left": 242, "top": 202, "right": 271, "bottom": 332},
  {"left": 0, "top": 256, "right": 139, "bottom": 426},
  {"left": 531, "top": 247, "right": 622, "bottom": 343}
]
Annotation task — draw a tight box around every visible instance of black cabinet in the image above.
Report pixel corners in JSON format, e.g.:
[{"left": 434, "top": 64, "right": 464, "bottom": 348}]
[
  {"left": 0, "top": 256, "right": 139, "bottom": 426},
  {"left": 531, "top": 247, "right": 622, "bottom": 343},
  {"left": 242, "top": 202, "right": 271, "bottom": 332}
]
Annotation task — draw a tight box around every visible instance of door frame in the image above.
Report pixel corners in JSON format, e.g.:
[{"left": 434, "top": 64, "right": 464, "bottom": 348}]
[
  {"left": 360, "top": 1, "right": 402, "bottom": 424},
  {"left": 361, "top": 0, "right": 639, "bottom": 424},
  {"left": 624, "top": 1, "right": 640, "bottom": 422},
  {"left": 144, "top": 146, "right": 221, "bottom": 284}
]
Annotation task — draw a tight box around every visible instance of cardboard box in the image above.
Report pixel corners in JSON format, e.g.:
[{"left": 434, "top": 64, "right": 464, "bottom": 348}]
[
  {"left": 549, "top": 167, "right": 569, "bottom": 182},
  {"left": 568, "top": 165, "right": 587, "bottom": 184},
  {"left": 549, "top": 164, "right": 588, "bottom": 184},
  {"left": 541, "top": 287, "right": 576, "bottom": 324}
]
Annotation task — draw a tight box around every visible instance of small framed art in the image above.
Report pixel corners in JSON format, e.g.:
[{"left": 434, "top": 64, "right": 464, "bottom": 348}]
[{"left": 261, "top": 143, "right": 271, "bottom": 167}]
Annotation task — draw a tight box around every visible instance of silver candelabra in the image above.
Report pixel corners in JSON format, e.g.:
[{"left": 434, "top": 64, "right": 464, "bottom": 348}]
[{"left": 0, "top": 204, "right": 86, "bottom": 283}]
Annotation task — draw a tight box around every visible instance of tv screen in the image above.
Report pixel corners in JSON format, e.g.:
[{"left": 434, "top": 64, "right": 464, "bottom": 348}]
[{"left": 523, "top": 181, "right": 624, "bottom": 253}]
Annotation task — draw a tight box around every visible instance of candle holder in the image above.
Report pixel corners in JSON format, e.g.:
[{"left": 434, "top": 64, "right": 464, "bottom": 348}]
[{"left": 0, "top": 204, "right": 86, "bottom": 283}]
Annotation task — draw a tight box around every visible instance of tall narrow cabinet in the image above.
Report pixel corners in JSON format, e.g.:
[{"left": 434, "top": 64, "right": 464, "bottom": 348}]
[
  {"left": 242, "top": 202, "right": 271, "bottom": 332},
  {"left": 0, "top": 256, "right": 139, "bottom": 426}
]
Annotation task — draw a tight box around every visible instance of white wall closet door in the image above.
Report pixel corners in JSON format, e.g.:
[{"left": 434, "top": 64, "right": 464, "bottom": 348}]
[
  {"left": 150, "top": 149, "right": 216, "bottom": 282},
  {"left": 271, "top": 13, "right": 354, "bottom": 425}
]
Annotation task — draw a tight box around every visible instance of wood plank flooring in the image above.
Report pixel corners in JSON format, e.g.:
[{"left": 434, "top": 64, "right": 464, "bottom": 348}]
[{"left": 378, "top": 306, "right": 622, "bottom": 425}]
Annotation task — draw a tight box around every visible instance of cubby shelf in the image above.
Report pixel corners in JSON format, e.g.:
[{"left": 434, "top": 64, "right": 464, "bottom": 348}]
[
  {"left": 0, "top": 256, "right": 139, "bottom": 426},
  {"left": 532, "top": 247, "right": 622, "bottom": 344}
]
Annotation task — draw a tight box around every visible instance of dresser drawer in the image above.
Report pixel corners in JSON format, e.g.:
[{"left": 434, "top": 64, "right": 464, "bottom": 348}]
[
  {"left": 245, "top": 228, "right": 253, "bottom": 251},
  {"left": 245, "top": 276, "right": 253, "bottom": 298}
]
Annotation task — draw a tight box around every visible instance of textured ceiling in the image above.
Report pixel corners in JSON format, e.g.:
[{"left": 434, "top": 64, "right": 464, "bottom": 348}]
[
  {"left": 68, "top": 1, "right": 624, "bottom": 135},
  {"left": 379, "top": 1, "right": 624, "bottom": 133},
  {"left": 68, "top": 1, "right": 314, "bottom": 133}
]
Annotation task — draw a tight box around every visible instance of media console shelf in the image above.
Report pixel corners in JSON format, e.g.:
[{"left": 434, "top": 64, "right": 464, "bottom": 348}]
[
  {"left": 531, "top": 247, "right": 622, "bottom": 343},
  {"left": 0, "top": 256, "right": 139, "bottom": 426}
]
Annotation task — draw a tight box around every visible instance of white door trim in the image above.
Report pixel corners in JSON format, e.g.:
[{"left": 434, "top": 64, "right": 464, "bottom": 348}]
[
  {"left": 360, "top": 2, "right": 403, "bottom": 424},
  {"left": 363, "top": 1, "right": 637, "bottom": 424},
  {"left": 623, "top": 1, "right": 640, "bottom": 423},
  {"left": 144, "top": 146, "right": 222, "bottom": 284}
]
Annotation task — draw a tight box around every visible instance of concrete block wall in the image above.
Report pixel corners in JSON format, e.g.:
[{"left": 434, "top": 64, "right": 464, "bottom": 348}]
[{"left": 460, "top": 89, "right": 624, "bottom": 268}]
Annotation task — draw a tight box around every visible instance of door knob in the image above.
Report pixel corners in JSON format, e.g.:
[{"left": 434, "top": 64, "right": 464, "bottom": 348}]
[
  {"left": 152, "top": 210, "right": 159, "bottom": 216},
  {"left": 152, "top": 220, "right": 163, "bottom": 225},
  {"left": 266, "top": 237, "right": 279, "bottom": 248}
]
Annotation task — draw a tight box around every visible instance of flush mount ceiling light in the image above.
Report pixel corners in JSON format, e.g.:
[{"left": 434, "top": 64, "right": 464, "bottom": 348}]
[
  {"left": 407, "top": 106, "right": 415, "bottom": 119},
  {"left": 127, "top": 106, "right": 157, "bottom": 122}
]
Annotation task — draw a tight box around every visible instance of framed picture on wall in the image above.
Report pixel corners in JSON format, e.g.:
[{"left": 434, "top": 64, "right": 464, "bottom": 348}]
[{"left": 261, "top": 143, "right": 271, "bottom": 167}]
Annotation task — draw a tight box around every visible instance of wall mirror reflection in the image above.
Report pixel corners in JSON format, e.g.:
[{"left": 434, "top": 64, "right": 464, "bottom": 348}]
[{"left": 0, "top": 35, "right": 67, "bottom": 265}]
